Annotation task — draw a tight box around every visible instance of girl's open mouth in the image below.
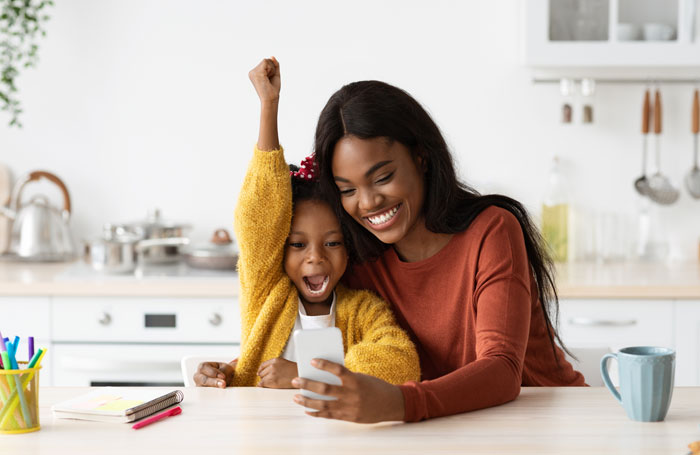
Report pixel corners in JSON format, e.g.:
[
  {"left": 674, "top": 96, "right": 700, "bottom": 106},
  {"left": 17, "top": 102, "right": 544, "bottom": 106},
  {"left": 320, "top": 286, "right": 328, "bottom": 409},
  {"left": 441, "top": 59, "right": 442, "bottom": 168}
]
[{"left": 303, "top": 275, "right": 329, "bottom": 295}]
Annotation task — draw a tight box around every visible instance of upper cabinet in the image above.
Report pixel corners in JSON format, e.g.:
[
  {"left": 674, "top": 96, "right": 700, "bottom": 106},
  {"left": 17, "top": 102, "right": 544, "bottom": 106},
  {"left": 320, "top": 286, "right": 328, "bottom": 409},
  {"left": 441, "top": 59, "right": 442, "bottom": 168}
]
[{"left": 524, "top": 0, "right": 700, "bottom": 67}]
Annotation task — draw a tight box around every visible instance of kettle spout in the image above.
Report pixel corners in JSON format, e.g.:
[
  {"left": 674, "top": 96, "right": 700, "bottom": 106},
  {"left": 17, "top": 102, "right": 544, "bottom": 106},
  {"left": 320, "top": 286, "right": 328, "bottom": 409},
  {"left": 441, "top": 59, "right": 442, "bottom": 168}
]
[{"left": 0, "top": 205, "right": 16, "bottom": 220}]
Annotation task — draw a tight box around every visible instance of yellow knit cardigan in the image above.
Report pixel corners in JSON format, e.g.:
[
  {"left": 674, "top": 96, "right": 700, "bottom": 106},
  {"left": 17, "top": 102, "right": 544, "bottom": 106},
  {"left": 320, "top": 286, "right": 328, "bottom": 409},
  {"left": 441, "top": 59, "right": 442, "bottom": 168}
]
[{"left": 231, "top": 147, "right": 420, "bottom": 387}]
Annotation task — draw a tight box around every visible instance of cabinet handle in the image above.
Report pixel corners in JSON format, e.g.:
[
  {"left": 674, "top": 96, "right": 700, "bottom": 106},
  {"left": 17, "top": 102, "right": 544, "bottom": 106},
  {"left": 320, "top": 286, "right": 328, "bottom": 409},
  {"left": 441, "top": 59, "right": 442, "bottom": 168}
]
[
  {"left": 208, "top": 313, "right": 222, "bottom": 327},
  {"left": 568, "top": 317, "right": 637, "bottom": 327},
  {"left": 98, "top": 312, "right": 112, "bottom": 326}
]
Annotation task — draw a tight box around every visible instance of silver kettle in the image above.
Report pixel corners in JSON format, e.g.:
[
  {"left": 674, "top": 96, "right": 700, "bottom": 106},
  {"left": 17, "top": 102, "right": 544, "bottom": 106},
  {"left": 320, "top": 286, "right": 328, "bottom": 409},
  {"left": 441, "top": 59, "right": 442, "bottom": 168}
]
[{"left": 0, "top": 171, "right": 76, "bottom": 261}]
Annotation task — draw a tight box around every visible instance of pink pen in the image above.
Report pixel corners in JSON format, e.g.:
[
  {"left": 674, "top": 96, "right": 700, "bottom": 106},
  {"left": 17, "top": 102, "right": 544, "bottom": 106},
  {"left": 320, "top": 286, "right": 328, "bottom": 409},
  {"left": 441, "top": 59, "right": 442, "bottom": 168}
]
[{"left": 132, "top": 406, "right": 182, "bottom": 430}]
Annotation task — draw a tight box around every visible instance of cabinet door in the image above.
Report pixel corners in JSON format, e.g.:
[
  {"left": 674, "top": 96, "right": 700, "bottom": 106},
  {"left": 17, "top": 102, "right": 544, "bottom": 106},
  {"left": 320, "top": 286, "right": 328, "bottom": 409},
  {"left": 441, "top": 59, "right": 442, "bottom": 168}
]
[
  {"left": 52, "top": 343, "right": 240, "bottom": 387},
  {"left": 0, "top": 297, "right": 52, "bottom": 386},
  {"left": 674, "top": 301, "right": 700, "bottom": 386},
  {"left": 558, "top": 299, "right": 674, "bottom": 385},
  {"left": 559, "top": 299, "right": 674, "bottom": 348},
  {"left": 524, "top": 0, "right": 700, "bottom": 67}
]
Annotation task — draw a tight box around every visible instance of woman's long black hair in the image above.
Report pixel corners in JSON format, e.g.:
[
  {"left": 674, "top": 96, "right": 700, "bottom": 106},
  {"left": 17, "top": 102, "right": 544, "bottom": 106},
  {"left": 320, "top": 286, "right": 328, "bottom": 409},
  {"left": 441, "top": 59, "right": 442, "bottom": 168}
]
[{"left": 314, "top": 80, "right": 573, "bottom": 361}]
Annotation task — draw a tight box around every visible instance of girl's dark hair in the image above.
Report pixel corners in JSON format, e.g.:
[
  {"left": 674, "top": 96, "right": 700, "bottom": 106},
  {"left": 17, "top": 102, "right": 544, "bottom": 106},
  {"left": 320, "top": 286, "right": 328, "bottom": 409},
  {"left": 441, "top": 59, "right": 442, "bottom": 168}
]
[
  {"left": 289, "top": 164, "right": 355, "bottom": 261},
  {"left": 289, "top": 164, "right": 324, "bottom": 204},
  {"left": 314, "top": 80, "right": 573, "bottom": 361}
]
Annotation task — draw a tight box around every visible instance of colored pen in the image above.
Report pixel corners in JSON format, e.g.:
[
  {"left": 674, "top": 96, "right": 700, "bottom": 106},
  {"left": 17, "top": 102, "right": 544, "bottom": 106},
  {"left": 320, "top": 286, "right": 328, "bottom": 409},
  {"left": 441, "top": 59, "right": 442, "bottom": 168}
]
[
  {"left": 0, "top": 331, "right": 6, "bottom": 351},
  {"left": 5, "top": 340, "right": 32, "bottom": 427},
  {"left": 132, "top": 406, "right": 182, "bottom": 430},
  {"left": 28, "top": 337, "right": 34, "bottom": 362}
]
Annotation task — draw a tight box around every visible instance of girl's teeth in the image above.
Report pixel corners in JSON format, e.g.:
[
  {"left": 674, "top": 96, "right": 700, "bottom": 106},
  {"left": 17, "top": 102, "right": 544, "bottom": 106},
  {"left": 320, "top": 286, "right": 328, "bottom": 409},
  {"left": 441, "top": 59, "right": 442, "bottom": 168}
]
[
  {"left": 369, "top": 205, "right": 399, "bottom": 225},
  {"left": 307, "top": 276, "right": 329, "bottom": 295}
]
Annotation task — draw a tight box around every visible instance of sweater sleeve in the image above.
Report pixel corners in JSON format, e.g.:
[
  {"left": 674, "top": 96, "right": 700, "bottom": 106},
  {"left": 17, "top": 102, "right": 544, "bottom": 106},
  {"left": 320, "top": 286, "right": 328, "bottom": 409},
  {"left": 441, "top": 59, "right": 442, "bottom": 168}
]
[
  {"left": 233, "top": 147, "right": 292, "bottom": 344},
  {"left": 398, "top": 212, "right": 531, "bottom": 421},
  {"left": 341, "top": 288, "right": 421, "bottom": 385}
]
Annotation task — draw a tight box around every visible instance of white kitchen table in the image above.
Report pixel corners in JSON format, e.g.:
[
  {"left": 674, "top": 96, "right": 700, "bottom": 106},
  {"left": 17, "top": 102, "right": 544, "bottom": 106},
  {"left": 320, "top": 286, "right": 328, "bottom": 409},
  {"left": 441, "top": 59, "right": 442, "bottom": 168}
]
[{"left": 2, "top": 386, "right": 700, "bottom": 454}]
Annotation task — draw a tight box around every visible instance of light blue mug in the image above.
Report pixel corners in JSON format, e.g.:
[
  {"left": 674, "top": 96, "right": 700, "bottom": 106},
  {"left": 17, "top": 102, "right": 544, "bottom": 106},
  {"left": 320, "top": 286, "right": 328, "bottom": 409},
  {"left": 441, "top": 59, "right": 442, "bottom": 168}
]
[{"left": 600, "top": 346, "right": 675, "bottom": 422}]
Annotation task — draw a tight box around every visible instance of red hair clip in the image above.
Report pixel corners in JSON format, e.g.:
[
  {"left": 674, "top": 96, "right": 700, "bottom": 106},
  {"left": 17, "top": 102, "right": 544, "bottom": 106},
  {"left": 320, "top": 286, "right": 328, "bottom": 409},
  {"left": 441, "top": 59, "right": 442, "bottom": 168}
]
[{"left": 290, "top": 153, "right": 317, "bottom": 181}]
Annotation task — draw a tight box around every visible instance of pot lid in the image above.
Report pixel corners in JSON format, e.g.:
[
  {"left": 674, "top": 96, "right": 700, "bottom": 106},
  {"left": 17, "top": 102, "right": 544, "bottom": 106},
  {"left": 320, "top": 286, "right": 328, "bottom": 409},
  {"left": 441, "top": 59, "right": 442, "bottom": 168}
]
[
  {"left": 185, "top": 229, "right": 237, "bottom": 258},
  {"left": 102, "top": 224, "right": 141, "bottom": 243},
  {"left": 126, "top": 208, "right": 192, "bottom": 231}
]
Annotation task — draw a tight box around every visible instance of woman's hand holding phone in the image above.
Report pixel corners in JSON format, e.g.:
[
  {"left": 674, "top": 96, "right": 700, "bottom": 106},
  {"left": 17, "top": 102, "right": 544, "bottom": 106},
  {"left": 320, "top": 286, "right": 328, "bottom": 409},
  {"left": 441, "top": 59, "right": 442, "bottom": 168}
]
[{"left": 291, "top": 359, "right": 406, "bottom": 424}]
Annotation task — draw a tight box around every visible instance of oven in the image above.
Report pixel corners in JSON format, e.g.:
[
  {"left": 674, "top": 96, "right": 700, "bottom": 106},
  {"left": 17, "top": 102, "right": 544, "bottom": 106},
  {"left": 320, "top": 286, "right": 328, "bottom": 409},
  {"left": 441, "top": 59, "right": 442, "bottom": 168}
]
[{"left": 51, "top": 296, "right": 240, "bottom": 386}]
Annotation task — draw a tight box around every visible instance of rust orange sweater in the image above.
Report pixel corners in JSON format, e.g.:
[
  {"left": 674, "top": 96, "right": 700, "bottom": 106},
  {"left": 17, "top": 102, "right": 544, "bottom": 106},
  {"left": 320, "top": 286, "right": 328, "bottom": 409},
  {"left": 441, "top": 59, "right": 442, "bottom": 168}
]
[{"left": 345, "top": 206, "right": 585, "bottom": 422}]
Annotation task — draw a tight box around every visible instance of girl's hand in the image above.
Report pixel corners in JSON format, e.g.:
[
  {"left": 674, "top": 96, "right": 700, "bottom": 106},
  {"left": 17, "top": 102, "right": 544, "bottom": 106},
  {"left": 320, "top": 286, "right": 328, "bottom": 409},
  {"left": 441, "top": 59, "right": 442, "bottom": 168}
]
[
  {"left": 249, "top": 57, "right": 281, "bottom": 104},
  {"left": 193, "top": 359, "right": 238, "bottom": 388},
  {"left": 257, "top": 357, "right": 298, "bottom": 389},
  {"left": 291, "top": 359, "right": 406, "bottom": 423}
]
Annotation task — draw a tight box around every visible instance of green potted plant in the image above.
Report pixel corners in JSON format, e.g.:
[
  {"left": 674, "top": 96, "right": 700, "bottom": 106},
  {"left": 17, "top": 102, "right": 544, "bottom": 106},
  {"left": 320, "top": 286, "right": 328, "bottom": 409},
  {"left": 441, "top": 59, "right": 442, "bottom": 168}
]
[{"left": 0, "top": 0, "right": 53, "bottom": 127}]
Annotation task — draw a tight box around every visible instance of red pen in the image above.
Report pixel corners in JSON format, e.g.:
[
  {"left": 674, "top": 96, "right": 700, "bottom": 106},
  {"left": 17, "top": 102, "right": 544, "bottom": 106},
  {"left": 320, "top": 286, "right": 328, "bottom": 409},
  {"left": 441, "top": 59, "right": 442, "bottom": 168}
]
[{"left": 132, "top": 406, "right": 182, "bottom": 430}]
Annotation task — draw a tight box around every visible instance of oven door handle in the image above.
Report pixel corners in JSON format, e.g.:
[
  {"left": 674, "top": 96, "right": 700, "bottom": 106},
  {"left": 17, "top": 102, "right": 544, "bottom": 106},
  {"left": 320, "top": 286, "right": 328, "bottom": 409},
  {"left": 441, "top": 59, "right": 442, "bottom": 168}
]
[{"left": 59, "top": 356, "right": 181, "bottom": 372}]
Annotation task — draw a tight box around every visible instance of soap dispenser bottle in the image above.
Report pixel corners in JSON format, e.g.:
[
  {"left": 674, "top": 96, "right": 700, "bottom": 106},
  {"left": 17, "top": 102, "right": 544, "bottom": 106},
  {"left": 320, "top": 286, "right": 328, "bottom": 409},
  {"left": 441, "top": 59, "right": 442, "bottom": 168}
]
[{"left": 542, "top": 156, "right": 570, "bottom": 262}]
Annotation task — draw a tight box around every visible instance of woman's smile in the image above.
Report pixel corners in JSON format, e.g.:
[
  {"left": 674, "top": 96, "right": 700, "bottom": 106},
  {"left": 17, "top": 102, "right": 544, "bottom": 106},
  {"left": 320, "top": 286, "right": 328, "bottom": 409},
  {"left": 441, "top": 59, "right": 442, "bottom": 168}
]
[{"left": 364, "top": 203, "right": 402, "bottom": 230}]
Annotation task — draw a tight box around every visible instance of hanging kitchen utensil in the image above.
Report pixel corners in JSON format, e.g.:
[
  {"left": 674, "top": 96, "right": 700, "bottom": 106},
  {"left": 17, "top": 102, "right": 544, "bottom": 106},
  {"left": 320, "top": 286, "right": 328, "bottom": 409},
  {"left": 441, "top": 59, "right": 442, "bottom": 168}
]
[
  {"left": 0, "top": 170, "right": 76, "bottom": 261},
  {"left": 634, "top": 89, "right": 652, "bottom": 196},
  {"left": 685, "top": 89, "right": 700, "bottom": 198},
  {"left": 183, "top": 228, "right": 238, "bottom": 270},
  {"left": 646, "top": 88, "right": 680, "bottom": 205}
]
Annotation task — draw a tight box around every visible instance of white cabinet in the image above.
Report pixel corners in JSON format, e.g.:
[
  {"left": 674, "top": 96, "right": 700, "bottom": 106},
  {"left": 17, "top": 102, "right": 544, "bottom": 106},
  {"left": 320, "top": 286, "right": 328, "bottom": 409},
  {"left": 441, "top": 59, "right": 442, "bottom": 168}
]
[
  {"left": 52, "top": 343, "right": 240, "bottom": 387},
  {"left": 558, "top": 298, "right": 675, "bottom": 385},
  {"left": 1, "top": 295, "right": 241, "bottom": 386},
  {"left": 559, "top": 299, "right": 674, "bottom": 349},
  {"left": 50, "top": 296, "right": 240, "bottom": 386},
  {"left": 674, "top": 301, "right": 700, "bottom": 386},
  {"left": 524, "top": 0, "right": 700, "bottom": 67},
  {"left": 0, "top": 297, "right": 52, "bottom": 386}
]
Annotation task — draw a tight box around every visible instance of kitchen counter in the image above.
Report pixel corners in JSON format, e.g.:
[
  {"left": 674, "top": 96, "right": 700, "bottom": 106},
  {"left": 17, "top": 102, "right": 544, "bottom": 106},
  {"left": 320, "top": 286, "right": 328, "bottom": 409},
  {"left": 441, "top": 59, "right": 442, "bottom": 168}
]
[
  {"left": 0, "top": 260, "right": 238, "bottom": 297},
  {"left": 556, "top": 261, "right": 700, "bottom": 299},
  {"left": 4, "top": 386, "right": 700, "bottom": 454},
  {"left": 1, "top": 260, "right": 700, "bottom": 299}
]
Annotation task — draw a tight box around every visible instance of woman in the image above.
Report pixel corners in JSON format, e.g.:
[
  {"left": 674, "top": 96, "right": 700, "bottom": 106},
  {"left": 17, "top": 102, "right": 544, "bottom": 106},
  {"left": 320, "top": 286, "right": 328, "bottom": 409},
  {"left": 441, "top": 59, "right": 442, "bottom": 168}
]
[{"left": 290, "top": 80, "right": 585, "bottom": 423}]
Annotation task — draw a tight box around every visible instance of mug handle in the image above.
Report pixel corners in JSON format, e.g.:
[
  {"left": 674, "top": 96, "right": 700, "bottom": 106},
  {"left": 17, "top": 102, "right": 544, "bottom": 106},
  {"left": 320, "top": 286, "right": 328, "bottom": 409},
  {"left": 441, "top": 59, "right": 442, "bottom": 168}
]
[{"left": 600, "top": 353, "right": 621, "bottom": 404}]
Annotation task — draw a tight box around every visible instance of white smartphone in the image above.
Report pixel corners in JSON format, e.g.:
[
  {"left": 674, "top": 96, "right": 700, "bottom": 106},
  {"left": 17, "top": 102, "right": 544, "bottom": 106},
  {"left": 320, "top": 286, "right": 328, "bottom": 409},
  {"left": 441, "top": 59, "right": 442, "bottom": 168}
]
[{"left": 293, "top": 327, "right": 345, "bottom": 408}]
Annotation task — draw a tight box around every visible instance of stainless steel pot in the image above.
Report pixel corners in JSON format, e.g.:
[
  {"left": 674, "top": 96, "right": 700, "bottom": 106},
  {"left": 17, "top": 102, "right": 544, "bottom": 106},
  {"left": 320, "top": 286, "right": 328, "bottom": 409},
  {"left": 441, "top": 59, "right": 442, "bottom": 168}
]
[
  {"left": 115, "top": 209, "right": 191, "bottom": 264},
  {"left": 85, "top": 225, "right": 190, "bottom": 273},
  {"left": 0, "top": 171, "right": 76, "bottom": 261},
  {"left": 183, "top": 229, "right": 238, "bottom": 270}
]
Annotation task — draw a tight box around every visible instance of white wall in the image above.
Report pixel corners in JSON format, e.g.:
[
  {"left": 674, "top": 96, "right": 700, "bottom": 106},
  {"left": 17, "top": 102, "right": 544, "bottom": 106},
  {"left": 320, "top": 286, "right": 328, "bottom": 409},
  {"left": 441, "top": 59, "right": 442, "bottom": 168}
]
[{"left": 2, "top": 0, "right": 698, "bottom": 260}]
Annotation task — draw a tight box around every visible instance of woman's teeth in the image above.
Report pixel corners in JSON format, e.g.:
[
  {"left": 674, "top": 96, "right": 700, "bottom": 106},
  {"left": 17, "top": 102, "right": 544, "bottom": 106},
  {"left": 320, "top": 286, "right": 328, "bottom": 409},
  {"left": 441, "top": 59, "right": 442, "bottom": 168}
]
[
  {"left": 304, "top": 276, "right": 329, "bottom": 295},
  {"left": 367, "top": 204, "right": 400, "bottom": 225}
]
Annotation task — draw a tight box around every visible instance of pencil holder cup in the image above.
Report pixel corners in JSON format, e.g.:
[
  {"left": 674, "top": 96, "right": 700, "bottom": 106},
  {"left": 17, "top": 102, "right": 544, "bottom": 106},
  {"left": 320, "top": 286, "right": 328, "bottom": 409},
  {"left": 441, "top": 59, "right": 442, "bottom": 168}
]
[{"left": 0, "top": 362, "right": 41, "bottom": 434}]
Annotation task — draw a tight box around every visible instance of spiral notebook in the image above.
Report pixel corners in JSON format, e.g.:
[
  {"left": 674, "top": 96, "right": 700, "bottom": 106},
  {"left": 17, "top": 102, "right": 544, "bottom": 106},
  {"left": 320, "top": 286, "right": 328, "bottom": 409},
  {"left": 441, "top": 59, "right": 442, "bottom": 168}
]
[{"left": 51, "top": 388, "right": 184, "bottom": 423}]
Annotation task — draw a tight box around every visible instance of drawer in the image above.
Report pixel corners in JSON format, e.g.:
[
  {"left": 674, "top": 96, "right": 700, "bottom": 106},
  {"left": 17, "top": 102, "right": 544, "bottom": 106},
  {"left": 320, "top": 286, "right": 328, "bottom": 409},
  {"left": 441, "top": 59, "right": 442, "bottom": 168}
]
[
  {"left": 0, "top": 296, "right": 51, "bottom": 340},
  {"left": 52, "top": 297, "right": 240, "bottom": 343},
  {"left": 558, "top": 299, "right": 674, "bottom": 351}
]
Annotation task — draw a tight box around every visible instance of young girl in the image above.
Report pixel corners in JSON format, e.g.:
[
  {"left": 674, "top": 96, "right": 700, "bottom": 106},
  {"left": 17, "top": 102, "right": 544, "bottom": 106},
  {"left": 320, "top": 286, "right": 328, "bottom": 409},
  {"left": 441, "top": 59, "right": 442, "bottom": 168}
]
[{"left": 194, "top": 58, "right": 419, "bottom": 390}]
